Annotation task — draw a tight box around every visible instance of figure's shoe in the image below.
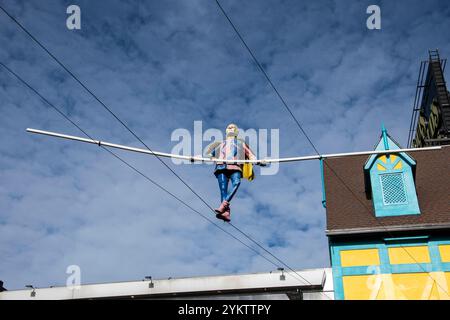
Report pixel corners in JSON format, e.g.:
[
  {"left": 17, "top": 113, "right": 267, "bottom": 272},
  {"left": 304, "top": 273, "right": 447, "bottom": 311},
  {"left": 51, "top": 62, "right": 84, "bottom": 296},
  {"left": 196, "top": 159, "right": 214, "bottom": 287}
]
[
  {"left": 215, "top": 200, "right": 229, "bottom": 214},
  {"left": 216, "top": 206, "right": 231, "bottom": 222},
  {"left": 222, "top": 209, "right": 231, "bottom": 222}
]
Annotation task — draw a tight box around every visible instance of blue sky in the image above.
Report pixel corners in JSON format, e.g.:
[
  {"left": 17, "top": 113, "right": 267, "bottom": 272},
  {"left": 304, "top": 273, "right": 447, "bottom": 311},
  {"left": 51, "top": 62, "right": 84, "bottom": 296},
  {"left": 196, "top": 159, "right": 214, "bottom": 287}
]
[{"left": 0, "top": 0, "right": 449, "bottom": 290}]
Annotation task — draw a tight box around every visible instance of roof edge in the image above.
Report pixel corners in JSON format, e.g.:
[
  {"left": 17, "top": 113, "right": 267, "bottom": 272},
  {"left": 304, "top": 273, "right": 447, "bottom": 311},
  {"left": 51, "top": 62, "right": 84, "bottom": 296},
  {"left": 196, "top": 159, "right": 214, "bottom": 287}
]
[{"left": 326, "top": 222, "right": 450, "bottom": 236}]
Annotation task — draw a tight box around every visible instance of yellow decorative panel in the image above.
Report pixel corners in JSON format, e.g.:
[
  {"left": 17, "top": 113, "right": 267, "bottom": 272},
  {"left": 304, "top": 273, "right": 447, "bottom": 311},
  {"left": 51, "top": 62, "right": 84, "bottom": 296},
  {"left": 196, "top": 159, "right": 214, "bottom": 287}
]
[
  {"left": 342, "top": 272, "right": 450, "bottom": 300},
  {"left": 391, "top": 273, "right": 429, "bottom": 299},
  {"left": 343, "top": 274, "right": 405, "bottom": 300},
  {"left": 439, "top": 245, "right": 450, "bottom": 262},
  {"left": 388, "top": 246, "right": 431, "bottom": 264},
  {"left": 340, "top": 249, "right": 380, "bottom": 267},
  {"left": 391, "top": 273, "right": 450, "bottom": 300},
  {"left": 343, "top": 275, "right": 373, "bottom": 300},
  {"left": 390, "top": 154, "right": 398, "bottom": 162},
  {"left": 444, "top": 273, "right": 450, "bottom": 299},
  {"left": 379, "top": 155, "right": 387, "bottom": 163},
  {"left": 393, "top": 160, "right": 403, "bottom": 170},
  {"left": 426, "top": 272, "right": 450, "bottom": 300},
  {"left": 377, "top": 163, "right": 386, "bottom": 171}
]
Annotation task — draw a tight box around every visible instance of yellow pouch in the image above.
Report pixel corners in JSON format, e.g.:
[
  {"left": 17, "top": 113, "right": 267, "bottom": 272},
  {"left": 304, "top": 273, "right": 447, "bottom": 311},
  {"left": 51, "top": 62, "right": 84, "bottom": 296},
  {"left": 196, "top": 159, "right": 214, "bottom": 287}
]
[{"left": 242, "top": 163, "right": 255, "bottom": 181}]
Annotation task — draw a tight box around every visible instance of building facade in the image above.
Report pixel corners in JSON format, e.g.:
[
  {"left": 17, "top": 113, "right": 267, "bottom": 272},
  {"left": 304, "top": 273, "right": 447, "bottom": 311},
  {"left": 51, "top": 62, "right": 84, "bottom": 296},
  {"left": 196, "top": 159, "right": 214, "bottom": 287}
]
[
  {"left": 408, "top": 49, "right": 450, "bottom": 147},
  {"left": 324, "top": 128, "right": 450, "bottom": 300}
]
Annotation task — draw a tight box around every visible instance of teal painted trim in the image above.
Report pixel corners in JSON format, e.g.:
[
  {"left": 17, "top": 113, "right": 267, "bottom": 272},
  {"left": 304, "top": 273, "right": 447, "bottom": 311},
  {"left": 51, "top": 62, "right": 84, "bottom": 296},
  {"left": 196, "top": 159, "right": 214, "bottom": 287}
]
[
  {"left": 338, "top": 264, "right": 439, "bottom": 277},
  {"left": 384, "top": 239, "right": 449, "bottom": 273},
  {"left": 385, "top": 241, "right": 429, "bottom": 248},
  {"left": 375, "top": 210, "right": 421, "bottom": 217},
  {"left": 330, "top": 241, "right": 384, "bottom": 300},
  {"left": 339, "top": 263, "right": 450, "bottom": 276},
  {"left": 364, "top": 135, "right": 416, "bottom": 171},
  {"left": 331, "top": 240, "right": 445, "bottom": 256},
  {"left": 331, "top": 239, "right": 450, "bottom": 256},
  {"left": 332, "top": 267, "right": 345, "bottom": 300},
  {"left": 390, "top": 264, "right": 433, "bottom": 274},
  {"left": 331, "top": 244, "right": 342, "bottom": 265},
  {"left": 382, "top": 124, "right": 389, "bottom": 150},
  {"left": 330, "top": 242, "right": 390, "bottom": 273},
  {"left": 330, "top": 246, "right": 345, "bottom": 300},
  {"left": 342, "top": 266, "right": 382, "bottom": 276},
  {"left": 370, "top": 160, "right": 421, "bottom": 217},
  {"left": 331, "top": 241, "right": 384, "bottom": 251},
  {"left": 429, "top": 242, "right": 443, "bottom": 272},
  {"left": 331, "top": 244, "right": 348, "bottom": 300},
  {"left": 432, "top": 239, "right": 450, "bottom": 245},
  {"left": 320, "top": 158, "right": 326, "bottom": 208},
  {"left": 428, "top": 240, "right": 450, "bottom": 271},
  {"left": 384, "top": 236, "right": 429, "bottom": 242},
  {"left": 379, "top": 246, "right": 391, "bottom": 274}
]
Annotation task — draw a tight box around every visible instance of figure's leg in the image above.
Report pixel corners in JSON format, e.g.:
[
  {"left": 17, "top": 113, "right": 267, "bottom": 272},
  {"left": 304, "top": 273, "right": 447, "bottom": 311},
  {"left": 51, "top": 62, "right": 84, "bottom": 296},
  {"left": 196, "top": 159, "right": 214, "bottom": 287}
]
[
  {"left": 215, "top": 173, "right": 230, "bottom": 216},
  {"left": 217, "top": 171, "right": 240, "bottom": 222},
  {"left": 225, "top": 171, "right": 242, "bottom": 202},
  {"left": 216, "top": 172, "right": 229, "bottom": 202}
]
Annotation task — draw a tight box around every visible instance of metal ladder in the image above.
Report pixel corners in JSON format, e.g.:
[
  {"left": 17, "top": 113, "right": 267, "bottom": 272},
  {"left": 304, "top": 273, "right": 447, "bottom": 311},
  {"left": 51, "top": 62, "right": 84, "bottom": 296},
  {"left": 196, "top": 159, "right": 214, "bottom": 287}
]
[{"left": 428, "top": 49, "right": 450, "bottom": 135}]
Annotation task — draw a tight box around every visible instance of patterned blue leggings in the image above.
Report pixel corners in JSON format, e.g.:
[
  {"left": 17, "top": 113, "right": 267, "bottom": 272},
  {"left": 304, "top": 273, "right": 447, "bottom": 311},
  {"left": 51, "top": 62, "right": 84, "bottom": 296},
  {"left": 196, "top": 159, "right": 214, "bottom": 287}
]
[{"left": 216, "top": 170, "right": 242, "bottom": 202}]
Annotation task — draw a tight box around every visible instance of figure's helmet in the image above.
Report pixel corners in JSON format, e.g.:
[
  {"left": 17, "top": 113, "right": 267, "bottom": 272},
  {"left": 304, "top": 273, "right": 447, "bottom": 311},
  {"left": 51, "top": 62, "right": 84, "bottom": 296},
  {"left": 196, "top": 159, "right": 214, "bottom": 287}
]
[{"left": 226, "top": 123, "right": 239, "bottom": 137}]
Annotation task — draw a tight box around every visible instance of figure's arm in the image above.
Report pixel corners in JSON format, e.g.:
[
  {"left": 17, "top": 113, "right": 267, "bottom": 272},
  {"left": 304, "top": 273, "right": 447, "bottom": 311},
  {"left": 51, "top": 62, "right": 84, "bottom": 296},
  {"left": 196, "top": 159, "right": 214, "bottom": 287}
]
[
  {"left": 243, "top": 142, "right": 257, "bottom": 161},
  {"left": 204, "top": 141, "right": 221, "bottom": 158},
  {"left": 244, "top": 142, "right": 267, "bottom": 166}
]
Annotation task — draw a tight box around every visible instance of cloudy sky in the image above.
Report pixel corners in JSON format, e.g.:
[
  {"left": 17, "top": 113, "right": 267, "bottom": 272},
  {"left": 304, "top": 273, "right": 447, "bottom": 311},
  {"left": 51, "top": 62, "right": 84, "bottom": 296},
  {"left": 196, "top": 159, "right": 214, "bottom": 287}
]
[{"left": 0, "top": 0, "right": 449, "bottom": 290}]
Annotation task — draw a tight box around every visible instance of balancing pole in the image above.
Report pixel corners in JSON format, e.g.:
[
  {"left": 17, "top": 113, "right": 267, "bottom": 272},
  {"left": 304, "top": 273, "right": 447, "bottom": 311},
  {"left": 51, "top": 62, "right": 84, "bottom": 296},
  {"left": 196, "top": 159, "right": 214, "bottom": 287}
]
[{"left": 26, "top": 128, "right": 442, "bottom": 164}]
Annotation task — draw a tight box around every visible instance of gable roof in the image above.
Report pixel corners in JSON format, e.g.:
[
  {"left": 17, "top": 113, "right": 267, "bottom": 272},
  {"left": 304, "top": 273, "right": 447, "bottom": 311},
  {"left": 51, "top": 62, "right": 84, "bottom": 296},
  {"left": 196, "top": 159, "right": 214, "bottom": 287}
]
[{"left": 364, "top": 134, "right": 416, "bottom": 170}]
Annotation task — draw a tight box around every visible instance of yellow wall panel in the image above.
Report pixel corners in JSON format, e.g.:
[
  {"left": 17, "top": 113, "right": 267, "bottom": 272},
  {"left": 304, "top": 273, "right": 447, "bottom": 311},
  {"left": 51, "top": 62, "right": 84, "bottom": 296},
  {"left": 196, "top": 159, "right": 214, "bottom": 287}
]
[
  {"left": 443, "top": 273, "right": 450, "bottom": 299},
  {"left": 439, "top": 245, "right": 450, "bottom": 262},
  {"left": 343, "top": 274, "right": 404, "bottom": 300},
  {"left": 391, "top": 272, "right": 450, "bottom": 300},
  {"left": 391, "top": 273, "right": 429, "bottom": 299},
  {"left": 340, "top": 248, "right": 380, "bottom": 267},
  {"left": 343, "top": 275, "right": 373, "bottom": 300},
  {"left": 388, "top": 246, "right": 430, "bottom": 264},
  {"left": 343, "top": 272, "right": 450, "bottom": 300}
]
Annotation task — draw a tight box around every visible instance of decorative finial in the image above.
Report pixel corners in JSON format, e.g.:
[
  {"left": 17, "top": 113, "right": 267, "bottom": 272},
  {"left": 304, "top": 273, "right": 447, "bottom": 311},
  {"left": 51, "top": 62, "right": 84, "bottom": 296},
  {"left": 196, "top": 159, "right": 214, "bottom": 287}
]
[{"left": 381, "top": 123, "right": 389, "bottom": 151}]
